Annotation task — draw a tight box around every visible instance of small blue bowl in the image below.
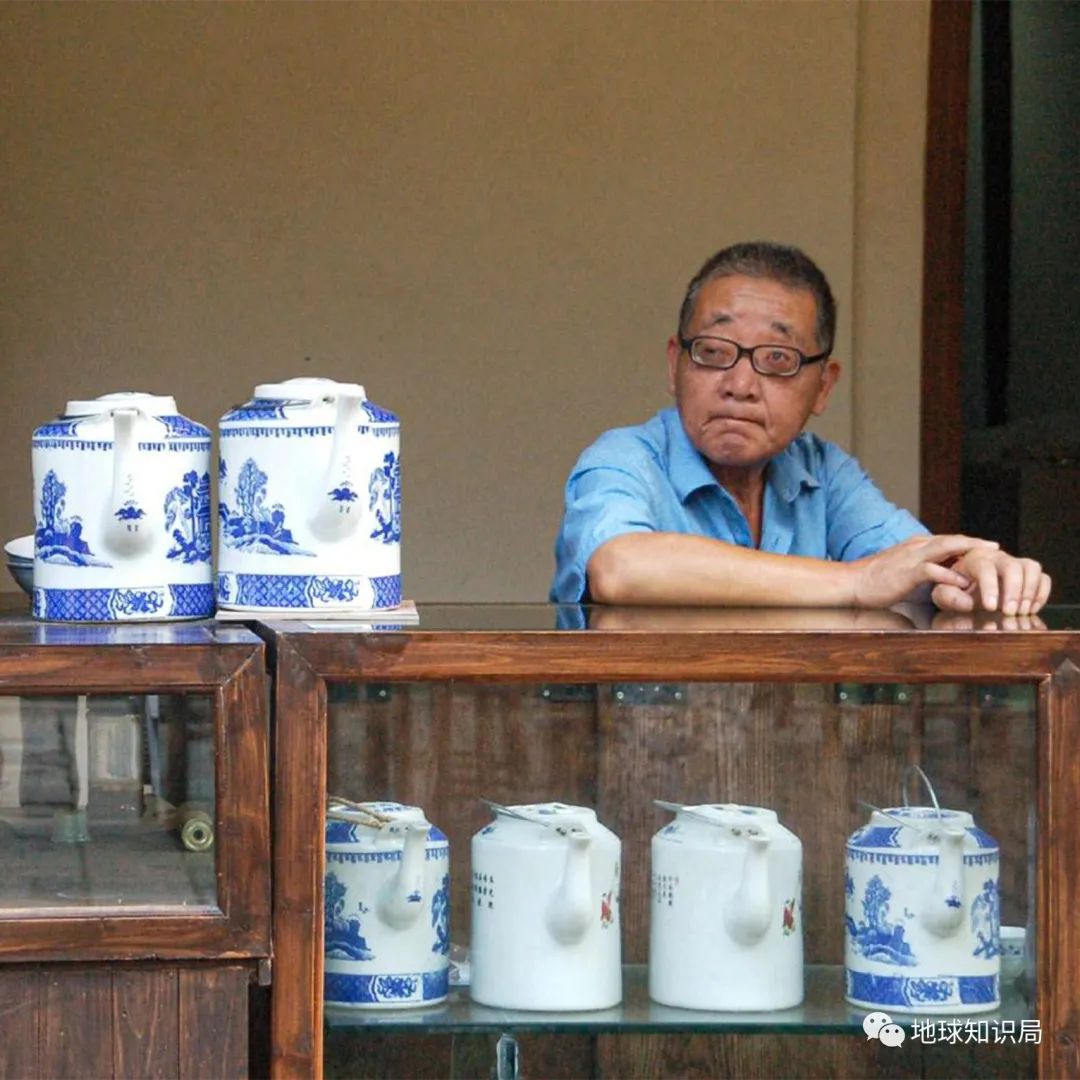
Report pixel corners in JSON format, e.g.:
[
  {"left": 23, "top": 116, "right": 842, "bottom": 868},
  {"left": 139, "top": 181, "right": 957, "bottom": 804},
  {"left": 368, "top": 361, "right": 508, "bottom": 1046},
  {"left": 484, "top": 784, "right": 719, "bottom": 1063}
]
[{"left": 4, "top": 536, "right": 33, "bottom": 596}]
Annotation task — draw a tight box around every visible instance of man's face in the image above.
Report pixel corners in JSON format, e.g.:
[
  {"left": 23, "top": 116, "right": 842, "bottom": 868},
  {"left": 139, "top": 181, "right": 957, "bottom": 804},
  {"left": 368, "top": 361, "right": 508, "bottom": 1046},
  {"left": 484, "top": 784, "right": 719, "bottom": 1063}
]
[{"left": 666, "top": 273, "right": 840, "bottom": 474}]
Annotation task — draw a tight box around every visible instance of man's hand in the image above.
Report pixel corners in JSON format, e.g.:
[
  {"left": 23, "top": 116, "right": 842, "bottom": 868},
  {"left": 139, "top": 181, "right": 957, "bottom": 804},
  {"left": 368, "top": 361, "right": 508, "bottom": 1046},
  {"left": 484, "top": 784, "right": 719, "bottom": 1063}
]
[
  {"left": 930, "top": 548, "right": 1051, "bottom": 614},
  {"left": 848, "top": 534, "right": 1001, "bottom": 609}
]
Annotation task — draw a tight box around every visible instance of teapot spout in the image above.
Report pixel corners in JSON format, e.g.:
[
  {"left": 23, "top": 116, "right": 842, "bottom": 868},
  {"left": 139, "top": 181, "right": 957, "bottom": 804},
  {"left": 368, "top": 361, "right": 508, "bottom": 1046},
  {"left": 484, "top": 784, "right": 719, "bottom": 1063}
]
[
  {"left": 309, "top": 391, "right": 366, "bottom": 541},
  {"left": 376, "top": 822, "right": 428, "bottom": 929},
  {"left": 921, "top": 827, "right": 966, "bottom": 937},
  {"left": 545, "top": 831, "right": 593, "bottom": 945},
  {"left": 723, "top": 834, "right": 773, "bottom": 946}
]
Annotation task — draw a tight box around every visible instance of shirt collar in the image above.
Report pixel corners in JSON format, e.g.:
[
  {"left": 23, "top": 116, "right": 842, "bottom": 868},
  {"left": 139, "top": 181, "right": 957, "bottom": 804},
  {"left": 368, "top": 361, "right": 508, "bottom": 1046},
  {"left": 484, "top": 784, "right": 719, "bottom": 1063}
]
[
  {"left": 768, "top": 440, "right": 821, "bottom": 503},
  {"left": 663, "top": 408, "right": 820, "bottom": 504},
  {"left": 664, "top": 409, "right": 721, "bottom": 502}
]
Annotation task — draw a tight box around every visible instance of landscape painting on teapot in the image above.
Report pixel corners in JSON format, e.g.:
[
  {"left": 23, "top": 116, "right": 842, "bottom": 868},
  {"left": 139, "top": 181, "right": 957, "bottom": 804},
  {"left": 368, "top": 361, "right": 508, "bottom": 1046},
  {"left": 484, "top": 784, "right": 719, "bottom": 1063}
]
[
  {"left": 844, "top": 767, "right": 1001, "bottom": 1014},
  {"left": 216, "top": 378, "right": 401, "bottom": 613},
  {"left": 31, "top": 392, "right": 214, "bottom": 622},
  {"left": 470, "top": 801, "right": 622, "bottom": 1011},
  {"left": 649, "top": 802, "right": 804, "bottom": 1011},
  {"left": 323, "top": 799, "right": 450, "bottom": 1009}
]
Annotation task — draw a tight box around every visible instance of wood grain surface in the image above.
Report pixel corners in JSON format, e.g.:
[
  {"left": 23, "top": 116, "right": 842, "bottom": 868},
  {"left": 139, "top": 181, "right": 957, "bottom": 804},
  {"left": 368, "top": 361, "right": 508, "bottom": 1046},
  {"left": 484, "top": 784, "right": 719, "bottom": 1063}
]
[
  {"left": 270, "top": 638, "right": 327, "bottom": 1079},
  {"left": 1039, "top": 660, "right": 1080, "bottom": 1078},
  {"left": 179, "top": 965, "right": 250, "bottom": 1079},
  {"left": 919, "top": 0, "right": 972, "bottom": 534},
  {"left": 307, "top": 629, "right": 1079, "bottom": 683},
  {"left": 112, "top": 967, "right": 179, "bottom": 1079},
  {"left": 0, "top": 963, "right": 254, "bottom": 1079}
]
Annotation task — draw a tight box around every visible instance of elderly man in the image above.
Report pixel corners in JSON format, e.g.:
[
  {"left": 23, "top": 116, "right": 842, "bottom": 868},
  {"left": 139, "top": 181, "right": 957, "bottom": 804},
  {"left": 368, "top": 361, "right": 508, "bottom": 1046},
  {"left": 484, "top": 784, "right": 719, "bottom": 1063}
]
[{"left": 551, "top": 241, "right": 1051, "bottom": 613}]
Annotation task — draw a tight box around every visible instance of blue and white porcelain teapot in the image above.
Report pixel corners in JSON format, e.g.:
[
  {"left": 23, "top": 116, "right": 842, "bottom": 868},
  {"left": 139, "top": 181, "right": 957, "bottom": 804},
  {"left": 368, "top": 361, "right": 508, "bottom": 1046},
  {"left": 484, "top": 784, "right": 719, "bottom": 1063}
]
[
  {"left": 844, "top": 765, "right": 1001, "bottom": 1014},
  {"left": 324, "top": 799, "right": 450, "bottom": 1010},
  {"left": 216, "top": 378, "right": 401, "bottom": 612},
  {"left": 31, "top": 392, "right": 214, "bottom": 621}
]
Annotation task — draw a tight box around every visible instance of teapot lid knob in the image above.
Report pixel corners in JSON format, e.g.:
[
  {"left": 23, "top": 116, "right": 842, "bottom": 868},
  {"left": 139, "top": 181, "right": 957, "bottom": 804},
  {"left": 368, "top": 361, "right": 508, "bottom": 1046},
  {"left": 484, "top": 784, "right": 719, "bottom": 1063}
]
[
  {"left": 64, "top": 391, "right": 178, "bottom": 417},
  {"left": 254, "top": 377, "right": 365, "bottom": 402}
]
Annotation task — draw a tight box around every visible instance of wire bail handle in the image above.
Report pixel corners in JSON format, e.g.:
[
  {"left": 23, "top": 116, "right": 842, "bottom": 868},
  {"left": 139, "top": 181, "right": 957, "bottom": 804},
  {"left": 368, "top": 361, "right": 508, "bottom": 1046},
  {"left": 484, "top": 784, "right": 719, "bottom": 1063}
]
[
  {"left": 326, "top": 795, "right": 397, "bottom": 829},
  {"left": 901, "top": 763, "right": 945, "bottom": 826}
]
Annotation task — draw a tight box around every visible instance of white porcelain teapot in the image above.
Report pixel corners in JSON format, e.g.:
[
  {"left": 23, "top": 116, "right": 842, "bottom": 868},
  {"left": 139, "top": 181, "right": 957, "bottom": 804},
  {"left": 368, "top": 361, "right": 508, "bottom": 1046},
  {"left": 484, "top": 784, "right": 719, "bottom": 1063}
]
[
  {"left": 31, "top": 392, "right": 214, "bottom": 621},
  {"left": 217, "top": 377, "right": 400, "bottom": 612},
  {"left": 324, "top": 799, "right": 450, "bottom": 1009},
  {"left": 649, "top": 801, "right": 804, "bottom": 1010},
  {"left": 844, "top": 765, "right": 1001, "bottom": 1013},
  {"left": 470, "top": 801, "right": 622, "bottom": 1011}
]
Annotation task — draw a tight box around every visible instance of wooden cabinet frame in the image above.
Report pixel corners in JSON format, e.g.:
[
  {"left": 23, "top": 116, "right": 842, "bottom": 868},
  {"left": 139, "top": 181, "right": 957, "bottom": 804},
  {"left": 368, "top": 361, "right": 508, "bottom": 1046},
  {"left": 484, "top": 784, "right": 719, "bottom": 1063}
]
[
  {"left": 264, "top": 613, "right": 1080, "bottom": 1078},
  {"left": 0, "top": 620, "right": 271, "bottom": 962}
]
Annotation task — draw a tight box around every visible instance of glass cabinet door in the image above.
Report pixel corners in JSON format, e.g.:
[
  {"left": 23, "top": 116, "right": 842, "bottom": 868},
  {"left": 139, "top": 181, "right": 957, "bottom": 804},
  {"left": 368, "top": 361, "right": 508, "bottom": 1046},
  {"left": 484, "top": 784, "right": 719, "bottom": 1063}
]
[
  {"left": 0, "top": 618, "right": 269, "bottom": 962},
  {"left": 0, "top": 693, "right": 216, "bottom": 911},
  {"left": 321, "top": 678, "right": 1038, "bottom": 1078}
]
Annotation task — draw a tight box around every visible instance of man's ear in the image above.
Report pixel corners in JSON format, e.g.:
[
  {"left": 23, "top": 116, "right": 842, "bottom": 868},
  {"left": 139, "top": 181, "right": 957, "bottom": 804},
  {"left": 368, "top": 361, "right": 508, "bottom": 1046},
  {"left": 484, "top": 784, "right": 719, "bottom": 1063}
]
[
  {"left": 810, "top": 357, "right": 842, "bottom": 415},
  {"left": 666, "top": 336, "right": 681, "bottom": 396}
]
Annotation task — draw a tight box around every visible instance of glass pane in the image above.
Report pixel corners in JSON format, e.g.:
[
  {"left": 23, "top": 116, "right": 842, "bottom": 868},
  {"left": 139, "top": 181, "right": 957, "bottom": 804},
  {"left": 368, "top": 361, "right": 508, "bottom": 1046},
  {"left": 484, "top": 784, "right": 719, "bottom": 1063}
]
[
  {"left": 279, "top": 599, "right": 1080, "bottom": 633},
  {"left": 0, "top": 693, "right": 216, "bottom": 910},
  {"left": 324, "top": 679, "right": 1036, "bottom": 1064}
]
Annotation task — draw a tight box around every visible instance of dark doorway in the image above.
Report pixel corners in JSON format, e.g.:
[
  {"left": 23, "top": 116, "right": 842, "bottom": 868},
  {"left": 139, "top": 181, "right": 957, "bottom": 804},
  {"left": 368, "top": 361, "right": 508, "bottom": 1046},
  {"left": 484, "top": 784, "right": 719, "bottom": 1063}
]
[{"left": 921, "top": 0, "right": 1080, "bottom": 600}]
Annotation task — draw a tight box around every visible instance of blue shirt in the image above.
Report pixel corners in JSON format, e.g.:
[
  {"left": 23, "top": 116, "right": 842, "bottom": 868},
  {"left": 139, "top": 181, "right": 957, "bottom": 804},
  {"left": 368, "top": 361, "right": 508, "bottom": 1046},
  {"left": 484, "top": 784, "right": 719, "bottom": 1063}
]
[{"left": 550, "top": 407, "right": 927, "bottom": 602}]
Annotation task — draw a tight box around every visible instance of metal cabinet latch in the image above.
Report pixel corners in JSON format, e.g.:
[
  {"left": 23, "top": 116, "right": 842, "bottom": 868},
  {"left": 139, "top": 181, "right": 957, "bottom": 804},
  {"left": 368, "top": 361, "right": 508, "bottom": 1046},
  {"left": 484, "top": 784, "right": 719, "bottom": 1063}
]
[
  {"left": 612, "top": 683, "right": 686, "bottom": 706},
  {"left": 539, "top": 684, "right": 596, "bottom": 704},
  {"left": 834, "top": 684, "right": 914, "bottom": 705}
]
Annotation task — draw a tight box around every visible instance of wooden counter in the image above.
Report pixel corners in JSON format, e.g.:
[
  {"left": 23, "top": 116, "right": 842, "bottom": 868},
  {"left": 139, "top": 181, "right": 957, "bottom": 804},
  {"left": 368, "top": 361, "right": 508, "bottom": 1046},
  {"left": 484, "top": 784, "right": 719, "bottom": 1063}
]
[{"left": 260, "top": 603, "right": 1080, "bottom": 1079}]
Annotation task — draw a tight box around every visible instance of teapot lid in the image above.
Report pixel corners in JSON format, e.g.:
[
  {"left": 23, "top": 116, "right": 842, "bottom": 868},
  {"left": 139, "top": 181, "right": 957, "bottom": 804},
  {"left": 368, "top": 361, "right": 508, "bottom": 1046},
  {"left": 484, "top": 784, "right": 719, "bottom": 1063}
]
[
  {"left": 64, "top": 391, "right": 178, "bottom": 417},
  {"left": 254, "top": 377, "right": 366, "bottom": 402},
  {"left": 327, "top": 799, "right": 428, "bottom": 829},
  {"left": 485, "top": 801, "right": 597, "bottom": 832},
  {"left": 677, "top": 803, "right": 778, "bottom": 832},
  {"left": 873, "top": 806, "right": 975, "bottom": 831},
  {"left": 851, "top": 805, "right": 993, "bottom": 851},
  {"left": 507, "top": 801, "right": 594, "bottom": 819}
]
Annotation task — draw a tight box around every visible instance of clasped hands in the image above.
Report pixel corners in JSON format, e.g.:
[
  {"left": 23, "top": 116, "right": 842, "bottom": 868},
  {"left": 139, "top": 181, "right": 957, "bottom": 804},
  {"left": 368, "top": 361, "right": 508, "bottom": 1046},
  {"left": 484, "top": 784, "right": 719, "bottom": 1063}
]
[{"left": 851, "top": 534, "right": 1051, "bottom": 614}]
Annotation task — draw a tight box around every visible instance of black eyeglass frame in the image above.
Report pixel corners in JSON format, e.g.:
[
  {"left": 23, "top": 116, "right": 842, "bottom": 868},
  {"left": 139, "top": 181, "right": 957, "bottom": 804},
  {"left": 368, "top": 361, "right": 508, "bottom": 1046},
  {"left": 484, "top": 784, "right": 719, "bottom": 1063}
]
[{"left": 678, "top": 335, "right": 832, "bottom": 378}]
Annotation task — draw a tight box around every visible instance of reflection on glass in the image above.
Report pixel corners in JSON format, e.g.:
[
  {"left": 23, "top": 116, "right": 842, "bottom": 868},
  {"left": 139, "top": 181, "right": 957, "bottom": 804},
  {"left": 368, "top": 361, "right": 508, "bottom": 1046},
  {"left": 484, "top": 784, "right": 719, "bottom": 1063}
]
[
  {"left": 262, "top": 601, "right": 1080, "bottom": 634},
  {"left": 0, "top": 693, "right": 216, "bottom": 910}
]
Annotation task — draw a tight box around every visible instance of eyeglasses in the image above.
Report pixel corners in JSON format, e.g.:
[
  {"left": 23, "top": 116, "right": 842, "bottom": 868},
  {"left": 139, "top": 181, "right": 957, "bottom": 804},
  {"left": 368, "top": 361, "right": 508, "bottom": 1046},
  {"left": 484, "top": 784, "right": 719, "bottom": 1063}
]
[{"left": 679, "top": 335, "right": 830, "bottom": 378}]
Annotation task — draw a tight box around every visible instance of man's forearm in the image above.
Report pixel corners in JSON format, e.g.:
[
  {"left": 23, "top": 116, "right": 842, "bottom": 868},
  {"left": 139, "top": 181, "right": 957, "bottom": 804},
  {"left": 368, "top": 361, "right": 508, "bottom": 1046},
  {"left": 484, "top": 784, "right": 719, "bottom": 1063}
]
[{"left": 587, "top": 532, "right": 856, "bottom": 607}]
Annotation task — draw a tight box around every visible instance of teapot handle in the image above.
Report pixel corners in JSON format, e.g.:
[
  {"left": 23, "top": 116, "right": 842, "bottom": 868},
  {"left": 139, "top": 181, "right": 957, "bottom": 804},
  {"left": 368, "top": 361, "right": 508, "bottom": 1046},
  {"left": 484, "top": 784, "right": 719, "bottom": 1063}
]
[
  {"left": 901, "top": 764, "right": 944, "bottom": 826},
  {"left": 103, "top": 407, "right": 155, "bottom": 556},
  {"left": 309, "top": 392, "right": 366, "bottom": 541}
]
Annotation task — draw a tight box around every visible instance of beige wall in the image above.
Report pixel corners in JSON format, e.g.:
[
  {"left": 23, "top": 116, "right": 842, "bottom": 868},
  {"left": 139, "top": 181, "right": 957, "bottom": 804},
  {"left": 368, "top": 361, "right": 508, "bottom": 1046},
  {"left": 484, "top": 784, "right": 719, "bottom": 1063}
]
[{"left": 0, "top": 1, "right": 928, "bottom": 601}]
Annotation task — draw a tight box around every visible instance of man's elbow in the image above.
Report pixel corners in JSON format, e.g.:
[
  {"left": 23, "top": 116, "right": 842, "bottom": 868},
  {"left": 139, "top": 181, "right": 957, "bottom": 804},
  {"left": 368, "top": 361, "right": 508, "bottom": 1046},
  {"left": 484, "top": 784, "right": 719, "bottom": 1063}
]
[{"left": 586, "top": 540, "right": 637, "bottom": 604}]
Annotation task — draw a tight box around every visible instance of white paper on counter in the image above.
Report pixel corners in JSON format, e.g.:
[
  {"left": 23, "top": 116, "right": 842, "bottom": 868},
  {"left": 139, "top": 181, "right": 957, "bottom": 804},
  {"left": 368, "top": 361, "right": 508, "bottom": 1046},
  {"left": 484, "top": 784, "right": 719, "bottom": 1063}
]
[{"left": 215, "top": 600, "right": 419, "bottom": 624}]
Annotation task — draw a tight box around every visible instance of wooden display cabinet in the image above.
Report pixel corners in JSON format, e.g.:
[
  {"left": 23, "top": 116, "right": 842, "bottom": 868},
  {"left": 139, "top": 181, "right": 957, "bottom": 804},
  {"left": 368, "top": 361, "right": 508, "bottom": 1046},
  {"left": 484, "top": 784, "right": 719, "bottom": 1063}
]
[
  {"left": 263, "top": 603, "right": 1080, "bottom": 1079},
  {"left": 0, "top": 607, "right": 270, "bottom": 1078}
]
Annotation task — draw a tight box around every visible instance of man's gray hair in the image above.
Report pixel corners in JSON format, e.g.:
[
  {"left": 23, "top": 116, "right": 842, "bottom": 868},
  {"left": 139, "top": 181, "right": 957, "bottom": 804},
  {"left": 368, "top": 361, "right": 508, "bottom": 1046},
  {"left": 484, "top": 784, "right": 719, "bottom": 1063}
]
[{"left": 677, "top": 241, "right": 836, "bottom": 354}]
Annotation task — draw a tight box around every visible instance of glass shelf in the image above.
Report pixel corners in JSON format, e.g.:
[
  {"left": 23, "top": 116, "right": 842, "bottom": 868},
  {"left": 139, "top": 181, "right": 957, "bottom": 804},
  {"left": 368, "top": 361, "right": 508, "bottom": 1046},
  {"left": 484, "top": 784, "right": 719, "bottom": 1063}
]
[{"left": 323, "top": 965, "right": 1032, "bottom": 1036}]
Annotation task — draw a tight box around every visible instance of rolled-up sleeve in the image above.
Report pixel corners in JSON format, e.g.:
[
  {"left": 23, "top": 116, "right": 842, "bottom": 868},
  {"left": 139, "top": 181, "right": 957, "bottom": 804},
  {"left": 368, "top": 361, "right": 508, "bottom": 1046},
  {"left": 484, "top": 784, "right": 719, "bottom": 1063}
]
[{"left": 551, "top": 443, "right": 659, "bottom": 602}]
